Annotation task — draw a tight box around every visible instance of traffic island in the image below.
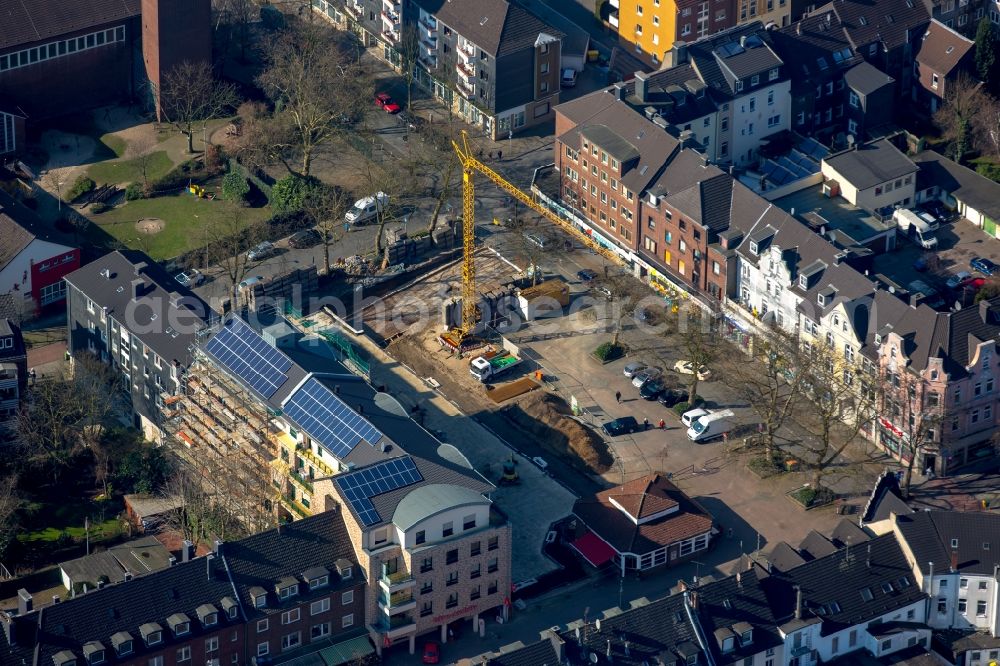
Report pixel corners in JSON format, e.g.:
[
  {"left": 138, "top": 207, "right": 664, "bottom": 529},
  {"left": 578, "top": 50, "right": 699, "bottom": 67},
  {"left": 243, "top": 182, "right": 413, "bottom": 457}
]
[
  {"left": 590, "top": 341, "right": 624, "bottom": 364},
  {"left": 787, "top": 484, "right": 836, "bottom": 510}
]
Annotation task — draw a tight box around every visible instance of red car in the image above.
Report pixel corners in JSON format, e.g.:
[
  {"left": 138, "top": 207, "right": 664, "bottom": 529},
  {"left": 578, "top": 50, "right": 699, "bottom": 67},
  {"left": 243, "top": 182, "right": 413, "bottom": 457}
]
[
  {"left": 421, "top": 642, "right": 440, "bottom": 664},
  {"left": 375, "top": 92, "right": 401, "bottom": 114}
]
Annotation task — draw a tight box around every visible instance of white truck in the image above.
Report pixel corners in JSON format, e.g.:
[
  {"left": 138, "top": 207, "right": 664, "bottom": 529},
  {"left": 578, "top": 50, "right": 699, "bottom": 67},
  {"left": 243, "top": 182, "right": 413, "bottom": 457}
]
[
  {"left": 687, "top": 410, "right": 735, "bottom": 442},
  {"left": 470, "top": 351, "right": 523, "bottom": 382},
  {"left": 894, "top": 209, "right": 938, "bottom": 249},
  {"left": 345, "top": 192, "right": 389, "bottom": 225}
]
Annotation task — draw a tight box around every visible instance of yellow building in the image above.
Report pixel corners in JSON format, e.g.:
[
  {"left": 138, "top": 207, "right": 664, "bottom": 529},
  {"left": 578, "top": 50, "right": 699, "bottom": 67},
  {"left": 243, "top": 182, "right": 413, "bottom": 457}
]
[{"left": 616, "top": 0, "right": 678, "bottom": 66}]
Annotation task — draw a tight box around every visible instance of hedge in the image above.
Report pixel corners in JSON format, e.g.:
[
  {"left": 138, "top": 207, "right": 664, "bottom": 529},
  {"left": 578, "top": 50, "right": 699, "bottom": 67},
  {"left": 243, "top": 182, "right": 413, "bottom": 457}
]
[{"left": 66, "top": 176, "right": 95, "bottom": 202}]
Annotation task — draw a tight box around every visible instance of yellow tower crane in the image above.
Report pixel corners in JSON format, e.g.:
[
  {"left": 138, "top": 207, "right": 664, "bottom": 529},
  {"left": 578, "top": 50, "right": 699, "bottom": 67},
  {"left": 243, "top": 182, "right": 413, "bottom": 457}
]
[{"left": 450, "top": 131, "right": 621, "bottom": 342}]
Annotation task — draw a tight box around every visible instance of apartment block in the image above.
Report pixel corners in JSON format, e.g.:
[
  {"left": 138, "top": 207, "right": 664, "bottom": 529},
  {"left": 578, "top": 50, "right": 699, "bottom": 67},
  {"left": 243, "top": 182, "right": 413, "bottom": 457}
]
[
  {"left": 64, "top": 251, "right": 211, "bottom": 441},
  {"left": 0, "top": 512, "right": 375, "bottom": 666},
  {"left": 613, "top": 0, "right": 739, "bottom": 67},
  {"left": 0, "top": 319, "right": 25, "bottom": 438}
]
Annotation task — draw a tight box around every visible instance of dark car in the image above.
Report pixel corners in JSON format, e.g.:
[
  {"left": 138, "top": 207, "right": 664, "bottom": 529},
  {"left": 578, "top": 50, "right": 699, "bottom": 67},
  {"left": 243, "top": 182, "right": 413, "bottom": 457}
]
[
  {"left": 577, "top": 269, "right": 598, "bottom": 282},
  {"left": 289, "top": 228, "right": 321, "bottom": 249},
  {"left": 971, "top": 257, "right": 999, "bottom": 276},
  {"left": 639, "top": 379, "right": 665, "bottom": 400},
  {"left": 920, "top": 200, "right": 953, "bottom": 223},
  {"left": 657, "top": 388, "right": 686, "bottom": 407},
  {"left": 602, "top": 416, "right": 640, "bottom": 436}
]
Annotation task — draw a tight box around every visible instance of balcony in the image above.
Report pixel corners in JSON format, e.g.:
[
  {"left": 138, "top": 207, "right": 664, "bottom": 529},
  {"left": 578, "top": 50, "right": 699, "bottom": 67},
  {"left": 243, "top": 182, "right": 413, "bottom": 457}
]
[
  {"left": 459, "top": 41, "right": 476, "bottom": 57},
  {"left": 380, "top": 9, "right": 400, "bottom": 28},
  {"left": 374, "top": 614, "right": 417, "bottom": 639},
  {"left": 297, "top": 445, "right": 333, "bottom": 476},
  {"left": 456, "top": 61, "right": 475, "bottom": 81},
  {"left": 609, "top": 9, "right": 619, "bottom": 28},
  {"left": 418, "top": 53, "right": 438, "bottom": 69},
  {"left": 289, "top": 469, "right": 314, "bottom": 493},
  {"left": 379, "top": 590, "right": 416, "bottom": 615},
  {"left": 344, "top": 2, "right": 363, "bottom": 18},
  {"left": 382, "top": 0, "right": 400, "bottom": 12},
  {"left": 279, "top": 495, "right": 311, "bottom": 519},
  {"left": 457, "top": 79, "right": 475, "bottom": 99},
  {"left": 379, "top": 570, "right": 415, "bottom": 593},
  {"left": 421, "top": 40, "right": 437, "bottom": 57},
  {"left": 420, "top": 17, "right": 437, "bottom": 32}
]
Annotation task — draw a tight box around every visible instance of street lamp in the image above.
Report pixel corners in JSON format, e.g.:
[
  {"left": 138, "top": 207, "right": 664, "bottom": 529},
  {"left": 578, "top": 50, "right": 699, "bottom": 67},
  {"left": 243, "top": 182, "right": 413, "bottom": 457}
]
[{"left": 55, "top": 179, "right": 65, "bottom": 212}]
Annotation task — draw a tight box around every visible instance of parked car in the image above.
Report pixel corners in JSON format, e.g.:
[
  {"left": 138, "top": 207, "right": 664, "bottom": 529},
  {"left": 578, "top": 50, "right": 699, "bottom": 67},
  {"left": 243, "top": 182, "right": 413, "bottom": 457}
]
[
  {"left": 577, "top": 269, "right": 598, "bottom": 282},
  {"left": 523, "top": 232, "right": 550, "bottom": 249},
  {"left": 345, "top": 192, "right": 390, "bottom": 225},
  {"left": 673, "top": 360, "right": 711, "bottom": 381},
  {"left": 971, "top": 257, "right": 999, "bottom": 276},
  {"left": 946, "top": 271, "right": 972, "bottom": 289},
  {"left": 375, "top": 92, "right": 401, "bottom": 113},
  {"left": 289, "top": 228, "right": 321, "bottom": 249},
  {"left": 658, "top": 388, "right": 687, "bottom": 407},
  {"left": 175, "top": 268, "right": 204, "bottom": 287},
  {"left": 639, "top": 379, "right": 666, "bottom": 400},
  {"left": 681, "top": 407, "right": 710, "bottom": 428},
  {"left": 247, "top": 241, "right": 276, "bottom": 262},
  {"left": 959, "top": 276, "right": 987, "bottom": 292},
  {"left": 560, "top": 68, "right": 578, "bottom": 88},
  {"left": 602, "top": 416, "right": 640, "bottom": 436},
  {"left": 238, "top": 276, "right": 264, "bottom": 290},
  {"left": 920, "top": 200, "right": 953, "bottom": 223},
  {"left": 596, "top": 285, "right": 613, "bottom": 300},
  {"left": 623, "top": 361, "right": 648, "bottom": 378},
  {"left": 422, "top": 642, "right": 440, "bottom": 664},
  {"left": 632, "top": 367, "right": 663, "bottom": 388}
]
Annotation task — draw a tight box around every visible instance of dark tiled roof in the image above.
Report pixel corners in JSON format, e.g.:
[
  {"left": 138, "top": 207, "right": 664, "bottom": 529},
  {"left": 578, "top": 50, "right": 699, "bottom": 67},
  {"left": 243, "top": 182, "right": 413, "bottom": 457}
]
[
  {"left": 664, "top": 172, "right": 735, "bottom": 233},
  {"left": 573, "top": 474, "right": 714, "bottom": 555},
  {"left": 798, "top": 531, "right": 837, "bottom": 560},
  {"left": 413, "top": 0, "right": 562, "bottom": 57},
  {"left": 695, "top": 569, "right": 784, "bottom": 665},
  {"left": 894, "top": 510, "right": 1000, "bottom": 576},
  {"left": 763, "top": 533, "right": 925, "bottom": 635},
  {"left": 487, "top": 639, "right": 560, "bottom": 666},
  {"left": 913, "top": 150, "right": 1000, "bottom": 220},
  {"left": 606, "top": 474, "right": 679, "bottom": 520},
  {"left": 824, "top": 139, "right": 918, "bottom": 191},
  {"left": 861, "top": 469, "right": 914, "bottom": 525},
  {"left": 844, "top": 61, "right": 895, "bottom": 95},
  {"left": 767, "top": 542, "right": 807, "bottom": 572},
  {"left": 223, "top": 511, "right": 360, "bottom": 618},
  {"left": 64, "top": 251, "right": 210, "bottom": 366},
  {"left": 0, "top": 213, "right": 34, "bottom": 272},
  {"left": 579, "top": 125, "right": 640, "bottom": 163},
  {"left": 686, "top": 22, "right": 784, "bottom": 97},
  {"left": 0, "top": 0, "right": 140, "bottom": 50},
  {"left": 821, "top": 0, "right": 930, "bottom": 51},
  {"left": 830, "top": 519, "right": 872, "bottom": 549},
  {"left": 916, "top": 19, "right": 974, "bottom": 75}
]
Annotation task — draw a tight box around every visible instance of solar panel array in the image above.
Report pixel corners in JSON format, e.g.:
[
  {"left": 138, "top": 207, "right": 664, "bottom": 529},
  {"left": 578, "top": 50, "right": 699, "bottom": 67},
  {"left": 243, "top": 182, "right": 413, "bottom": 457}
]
[
  {"left": 204, "top": 318, "right": 293, "bottom": 399},
  {"left": 282, "top": 378, "right": 384, "bottom": 460},
  {"left": 335, "top": 457, "right": 423, "bottom": 526}
]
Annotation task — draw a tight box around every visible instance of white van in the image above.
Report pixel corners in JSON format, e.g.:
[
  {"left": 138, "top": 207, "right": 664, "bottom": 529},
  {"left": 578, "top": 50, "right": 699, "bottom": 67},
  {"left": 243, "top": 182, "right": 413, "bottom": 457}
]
[
  {"left": 894, "top": 208, "right": 938, "bottom": 249},
  {"left": 345, "top": 192, "right": 389, "bottom": 225},
  {"left": 687, "top": 409, "right": 735, "bottom": 443}
]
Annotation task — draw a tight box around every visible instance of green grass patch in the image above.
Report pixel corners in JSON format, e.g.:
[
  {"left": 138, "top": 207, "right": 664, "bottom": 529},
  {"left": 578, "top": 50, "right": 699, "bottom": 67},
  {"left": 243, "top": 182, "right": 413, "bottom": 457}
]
[
  {"left": 592, "top": 342, "right": 624, "bottom": 363},
  {"left": 19, "top": 498, "right": 122, "bottom": 544},
  {"left": 99, "top": 133, "right": 128, "bottom": 158},
  {"left": 788, "top": 485, "right": 836, "bottom": 509},
  {"left": 87, "top": 150, "right": 173, "bottom": 186},
  {"left": 87, "top": 193, "right": 271, "bottom": 260}
]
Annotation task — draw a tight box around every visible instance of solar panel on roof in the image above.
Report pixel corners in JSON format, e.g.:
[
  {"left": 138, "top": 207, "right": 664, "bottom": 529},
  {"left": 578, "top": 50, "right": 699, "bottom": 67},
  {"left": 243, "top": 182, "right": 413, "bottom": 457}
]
[
  {"left": 282, "top": 378, "right": 384, "bottom": 460},
  {"left": 204, "top": 318, "right": 293, "bottom": 399},
  {"left": 334, "top": 457, "right": 423, "bottom": 526}
]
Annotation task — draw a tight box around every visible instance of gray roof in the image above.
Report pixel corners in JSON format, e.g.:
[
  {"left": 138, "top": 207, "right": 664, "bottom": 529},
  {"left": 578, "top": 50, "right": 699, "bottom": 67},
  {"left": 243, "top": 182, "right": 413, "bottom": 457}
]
[
  {"left": 60, "top": 536, "right": 174, "bottom": 588},
  {"left": 813, "top": 0, "right": 930, "bottom": 52},
  {"left": 413, "top": 0, "right": 563, "bottom": 57},
  {"left": 392, "top": 484, "right": 491, "bottom": 531},
  {"left": 767, "top": 541, "right": 808, "bottom": 571},
  {"left": 686, "top": 22, "right": 785, "bottom": 97},
  {"left": 64, "top": 251, "right": 211, "bottom": 366},
  {"left": 0, "top": 213, "right": 34, "bottom": 272},
  {"left": 0, "top": 0, "right": 140, "bottom": 50},
  {"left": 515, "top": 0, "right": 588, "bottom": 58},
  {"left": 823, "top": 139, "right": 918, "bottom": 191},
  {"left": 664, "top": 172, "right": 735, "bottom": 233},
  {"left": 579, "top": 124, "right": 640, "bottom": 163},
  {"left": 916, "top": 19, "right": 974, "bottom": 75},
  {"left": 844, "top": 61, "right": 895, "bottom": 96},
  {"left": 913, "top": 150, "right": 1000, "bottom": 220},
  {"left": 895, "top": 510, "right": 1000, "bottom": 576}
]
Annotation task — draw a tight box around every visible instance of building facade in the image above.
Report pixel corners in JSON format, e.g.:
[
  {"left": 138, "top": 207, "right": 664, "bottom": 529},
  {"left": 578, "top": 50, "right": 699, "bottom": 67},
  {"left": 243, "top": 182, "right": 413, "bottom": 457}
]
[{"left": 0, "top": 319, "right": 26, "bottom": 438}]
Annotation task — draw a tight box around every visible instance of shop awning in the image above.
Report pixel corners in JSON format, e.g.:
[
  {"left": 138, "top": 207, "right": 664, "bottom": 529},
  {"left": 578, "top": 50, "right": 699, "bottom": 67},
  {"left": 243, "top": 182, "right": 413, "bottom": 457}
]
[
  {"left": 319, "top": 636, "right": 376, "bottom": 666},
  {"left": 571, "top": 531, "right": 617, "bottom": 567}
]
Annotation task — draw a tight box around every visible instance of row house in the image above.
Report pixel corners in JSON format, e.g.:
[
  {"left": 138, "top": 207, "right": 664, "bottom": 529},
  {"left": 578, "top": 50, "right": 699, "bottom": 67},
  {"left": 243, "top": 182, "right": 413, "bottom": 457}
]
[
  {"left": 64, "top": 250, "right": 211, "bottom": 441},
  {"left": 0, "top": 319, "right": 26, "bottom": 439},
  {"left": 918, "top": 0, "right": 990, "bottom": 34},
  {"left": 0, "top": 513, "right": 374, "bottom": 666},
  {"left": 490, "top": 521, "right": 935, "bottom": 666},
  {"left": 913, "top": 19, "right": 977, "bottom": 114}
]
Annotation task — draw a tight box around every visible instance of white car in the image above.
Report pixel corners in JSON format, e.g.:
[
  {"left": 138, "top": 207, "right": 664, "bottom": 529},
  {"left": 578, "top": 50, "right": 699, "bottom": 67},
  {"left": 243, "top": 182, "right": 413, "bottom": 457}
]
[
  {"left": 681, "top": 407, "right": 710, "bottom": 428},
  {"left": 631, "top": 367, "right": 663, "bottom": 388},
  {"left": 345, "top": 192, "right": 389, "bottom": 225},
  {"left": 175, "top": 269, "right": 204, "bottom": 287},
  {"left": 673, "top": 360, "right": 711, "bottom": 381},
  {"left": 946, "top": 271, "right": 972, "bottom": 289},
  {"left": 623, "top": 361, "right": 648, "bottom": 378}
]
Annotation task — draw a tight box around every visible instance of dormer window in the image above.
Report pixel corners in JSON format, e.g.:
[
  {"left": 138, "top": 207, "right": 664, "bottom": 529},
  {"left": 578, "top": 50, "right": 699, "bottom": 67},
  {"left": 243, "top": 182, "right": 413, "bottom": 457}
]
[
  {"left": 341, "top": 567, "right": 352, "bottom": 580},
  {"left": 228, "top": 606, "right": 238, "bottom": 619},
  {"left": 52, "top": 651, "right": 76, "bottom": 666},
  {"left": 83, "top": 642, "right": 106, "bottom": 666},
  {"left": 196, "top": 604, "right": 218, "bottom": 628},
  {"left": 309, "top": 575, "right": 329, "bottom": 590},
  {"left": 817, "top": 293, "right": 826, "bottom": 306},
  {"left": 735, "top": 80, "right": 744, "bottom": 92},
  {"left": 722, "top": 636, "right": 734, "bottom": 653},
  {"left": 204, "top": 613, "right": 217, "bottom": 626},
  {"left": 741, "top": 630, "right": 753, "bottom": 645},
  {"left": 117, "top": 641, "right": 132, "bottom": 656},
  {"left": 749, "top": 241, "right": 759, "bottom": 255},
  {"left": 279, "top": 585, "right": 297, "bottom": 600},
  {"left": 799, "top": 274, "right": 808, "bottom": 289},
  {"left": 255, "top": 595, "right": 266, "bottom": 608},
  {"left": 145, "top": 631, "right": 161, "bottom": 646},
  {"left": 110, "top": 633, "right": 133, "bottom": 657},
  {"left": 303, "top": 567, "right": 331, "bottom": 590},
  {"left": 139, "top": 623, "right": 164, "bottom": 647},
  {"left": 167, "top": 613, "right": 191, "bottom": 637}
]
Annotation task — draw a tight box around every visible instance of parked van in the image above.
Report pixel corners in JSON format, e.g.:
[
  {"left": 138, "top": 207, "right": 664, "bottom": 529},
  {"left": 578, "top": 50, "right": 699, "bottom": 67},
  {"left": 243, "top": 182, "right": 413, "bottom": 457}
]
[
  {"left": 894, "top": 208, "right": 938, "bottom": 249},
  {"left": 687, "top": 409, "right": 735, "bottom": 442},
  {"left": 345, "top": 192, "right": 389, "bottom": 225}
]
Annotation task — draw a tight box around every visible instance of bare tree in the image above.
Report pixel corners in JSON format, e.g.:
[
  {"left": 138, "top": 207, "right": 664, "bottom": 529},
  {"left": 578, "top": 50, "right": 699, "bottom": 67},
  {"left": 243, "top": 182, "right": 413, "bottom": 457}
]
[
  {"left": 256, "top": 22, "right": 373, "bottom": 177},
  {"left": 0, "top": 476, "right": 21, "bottom": 559},
  {"left": 973, "top": 94, "right": 1000, "bottom": 159},
  {"left": 125, "top": 134, "right": 158, "bottom": 193},
  {"left": 214, "top": 0, "right": 258, "bottom": 64},
  {"left": 675, "top": 306, "right": 719, "bottom": 403},
  {"left": 302, "top": 186, "right": 352, "bottom": 274},
  {"left": 156, "top": 61, "right": 240, "bottom": 154},
  {"left": 880, "top": 369, "right": 948, "bottom": 498},
  {"left": 205, "top": 202, "right": 267, "bottom": 302},
  {"left": 795, "top": 342, "right": 878, "bottom": 489},
  {"left": 602, "top": 274, "right": 646, "bottom": 348},
  {"left": 934, "top": 73, "right": 988, "bottom": 162},
  {"left": 397, "top": 24, "right": 421, "bottom": 112},
  {"left": 722, "top": 324, "right": 804, "bottom": 460}
]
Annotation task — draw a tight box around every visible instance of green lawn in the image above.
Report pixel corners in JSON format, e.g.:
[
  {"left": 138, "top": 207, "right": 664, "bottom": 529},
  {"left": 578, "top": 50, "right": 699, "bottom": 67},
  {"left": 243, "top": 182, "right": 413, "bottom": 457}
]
[
  {"left": 19, "top": 499, "right": 122, "bottom": 544},
  {"left": 87, "top": 150, "right": 173, "bottom": 186},
  {"left": 99, "top": 132, "right": 128, "bottom": 158},
  {"left": 89, "top": 194, "right": 271, "bottom": 260}
]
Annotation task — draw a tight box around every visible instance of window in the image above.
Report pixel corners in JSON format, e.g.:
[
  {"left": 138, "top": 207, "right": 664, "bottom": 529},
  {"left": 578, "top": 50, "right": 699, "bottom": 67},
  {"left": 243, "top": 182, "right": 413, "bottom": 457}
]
[
  {"left": 769, "top": 68, "right": 779, "bottom": 81},
  {"left": 735, "top": 80, "right": 743, "bottom": 92},
  {"left": 447, "top": 572, "right": 459, "bottom": 586},
  {"left": 308, "top": 576, "right": 327, "bottom": 591},
  {"left": 281, "top": 609, "right": 300, "bottom": 625},
  {"left": 258, "top": 619, "right": 269, "bottom": 632},
  {"left": 751, "top": 74, "right": 759, "bottom": 86},
  {"left": 341, "top": 590, "right": 353, "bottom": 605},
  {"left": 421, "top": 601, "right": 433, "bottom": 617},
  {"left": 541, "top": 62, "right": 549, "bottom": 74},
  {"left": 415, "top": 530, "right": 425, "bottom": 545},
  {"left": 177, "top": 647, "right": 191, "bottom": 662},
  {"left": 446, "top": 549, "right": 458, "bottom": 564},
  {"left": 960, "top": 598, "right": 968, "bottom": 614},
  {"left": 471, "top": 564, "right": 481, "bottom": 579},
  {"left": 446, "top": 593, "right": 458, "bottom": 609},
  {"left": 442, "top": 522, "right": 453, "bottom": 538},
  {"left": 471, "top": 541, "right": 481, "bottom": 556},
  {"left": 149, "top": 658, "right": 163, "bottom": 666},
  {"left": 206, "top": 637, "right": 219, "bottom": 653},
  {"left": 979, "top": 600, "right": 988, "bottom": 616},
  {"left": 488, "top": 536, "right": 499, "bottom": 551},
  {"left": 281, "top": 632, "right": 301, "bottom": 651},
  {"left": 311, "top": 622, "right": 330, "bottom": 639},
  {"left": 257, "top": 643, "right": 269, "bottom": 657},
  {"left": 981, "top": 580, "right": 990, "bottom": 590},
  {"left": 279, "top": 585, "right": 298, "bottom": 600},
  {"left": 961, "top": 578, "right": 969, "bottom": 589},
  {"left": 311, "top": 598, "right": 330, "bottom": 615},
  {"left": 488, "top": 558, "right": 499, "bottom": 573}
]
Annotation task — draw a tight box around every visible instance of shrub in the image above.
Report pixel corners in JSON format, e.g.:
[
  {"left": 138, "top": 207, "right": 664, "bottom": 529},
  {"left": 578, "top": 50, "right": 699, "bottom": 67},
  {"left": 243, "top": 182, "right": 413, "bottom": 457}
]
[
  {"left": 673, "top": 401, "right": 690, "bottom": 415},
  {"left": 90, "top": 202, "right": 111, "bottom": 214},
  {"left": 204, "top": 143, "right": 224, "bottom": 175},
  {"left": 125, "top": 182, "right": 143, "bottom": 201},
  {"left": 66, "top": 175, "right": 95, "bottom": 202},
  {"left": 222, "top": 172, "right": 250, "bottom": 203},
  {"left": 791, "top": 486, "right": 817, "bottom": 507},
  {"left": 271, "top": 174, "right": 323, "bottom": 215},
  {"left": 593, "top": 342, "right": 623, "bottom": 361},
  {"left": 150, "top": 159, "right": 204, "bottom": 195}
]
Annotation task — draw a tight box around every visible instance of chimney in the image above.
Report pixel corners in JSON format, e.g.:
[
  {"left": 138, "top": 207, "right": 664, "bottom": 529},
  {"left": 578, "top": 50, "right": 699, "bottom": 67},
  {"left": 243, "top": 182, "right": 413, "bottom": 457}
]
[
  {"left": 213, "top": 539, "right": 224, "bottom": 555},
  {"left": 980, "top": 299, "right": 991, "bottom": 322},
  {"left": 133, "top": 261, "right": 148, "bottom": 276},
  {"left": 635, "top": 71, "right": 649, "bottom": 103},
  {"left": 130, "top": 278, "right": 143, "bottom": 301},
  {"left": 796, "top": 22, "right": 802, "bottom": 35},
  {"left": 736, "top": 572, "right": 742, "bottom": 589},
  {"left": 689, "top": 589, "right": 699, "bottom": 609},
  {"left": 670, "top": 41, "right": 688, "bottom": 67},
  {"left": 168, "top": 556, "right": 177, "bottom": 567},
  {"left": 97, "top": 581, "right": 105, "bottom": 590},
  {"left": 545, "top": 629, "right": 566, "bottom": 662},
  {"left": 993, "top": 564, "right": 998, "bottom": 581},
  {"left": 124, "top": 572, "right": 133, "bottom": 582},
  {"left": 950, "top": 548, "right": 958, "bottom": 572},
  {"left": 52, "top": 596, "right": 61, "bottom": 604},
  {"left": 613, "top": 81, "right": 627, "bottom": 101},
  {"left": 928, "top": 561, "right": 934, "bottom": 591},
  {"left": 16, "top": 589, "right": 31, "bottom": 615},
  {"left": 794, "top": 586, "right": 802, "bottom": 619},
  {"left": 182, "top": 540, "right": 195, "bottom": 562}
]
